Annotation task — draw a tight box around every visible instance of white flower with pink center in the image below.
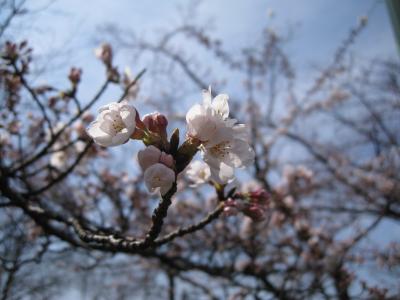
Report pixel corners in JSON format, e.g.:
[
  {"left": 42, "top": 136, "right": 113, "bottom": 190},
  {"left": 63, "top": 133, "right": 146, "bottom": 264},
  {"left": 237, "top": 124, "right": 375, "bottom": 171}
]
[
  {"left": 86, "top": 101, "right": 136, "bottom": 147},
  {"left": 186, "top": 88, "right": 254, "bottom": 182},
  {"left": 144, "top": 163, "right": 175, "bottom": 195},
  {"left": 186, "top": 160, "right": 211, "bottom": 186}
]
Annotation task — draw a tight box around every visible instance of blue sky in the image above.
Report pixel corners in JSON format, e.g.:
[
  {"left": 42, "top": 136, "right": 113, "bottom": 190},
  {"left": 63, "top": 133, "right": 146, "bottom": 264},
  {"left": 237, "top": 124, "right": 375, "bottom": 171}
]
[
  {"left": 22, "top": 0, "right": 396, "bottom": 61},
  {"left": 7, "top": 1, "right": 392, "bottom": 74},
  {"left": 8, "top": 0, "right": 394, "bottom": 111}
]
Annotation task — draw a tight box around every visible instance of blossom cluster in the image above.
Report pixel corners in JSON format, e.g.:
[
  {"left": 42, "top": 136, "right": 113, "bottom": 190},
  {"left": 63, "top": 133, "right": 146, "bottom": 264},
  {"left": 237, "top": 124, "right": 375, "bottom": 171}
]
[{"left": 85, "top": 80, "right": 255, "bottom": 201}]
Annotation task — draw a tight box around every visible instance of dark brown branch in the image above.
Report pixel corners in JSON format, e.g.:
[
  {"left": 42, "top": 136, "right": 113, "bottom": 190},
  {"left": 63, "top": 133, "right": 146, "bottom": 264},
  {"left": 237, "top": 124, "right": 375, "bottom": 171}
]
[
  {"left": 142, "top": 182, "right": 177, "bottom": 247},
  {"left": 153, "top": 203, "right": 224, "bottom": 246}
]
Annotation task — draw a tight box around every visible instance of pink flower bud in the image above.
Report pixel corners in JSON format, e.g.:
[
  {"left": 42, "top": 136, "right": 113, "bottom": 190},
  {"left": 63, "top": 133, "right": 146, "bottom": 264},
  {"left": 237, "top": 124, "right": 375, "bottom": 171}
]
[
  {"left": 155, "top": 113, "right": 168, "bottom": 127},
  {"left": 82, "top": 112, "right": 94, "bottom": 123},
  {"left": 74, "top": 121, "right": 86, "bottom": 138},
  {"left": 242, "top": 205, "right": 265, "bottom": 222},
  {"left": 249, "top": 189, "right": 270, "bottom": 205},
  {"left": 142, "top": 114, "right": 154, "bottom": 130},
  {"left": 160, "top": 152, "right": 174, "bottom": 168},
  {"left": 68, "top": 67, "right": 82, "bottom": 84},
  {"left": 142, "top": 112, "right": 168, "bottom": 136},
  {"left": 137, "top": 146, "right": 175, "bottom": 171},
  {"left": 4, "top": 41, "right": 18, "bottom": 60},
  {"left": 95, "top": 43, "right": 113, "bottom": 66}
]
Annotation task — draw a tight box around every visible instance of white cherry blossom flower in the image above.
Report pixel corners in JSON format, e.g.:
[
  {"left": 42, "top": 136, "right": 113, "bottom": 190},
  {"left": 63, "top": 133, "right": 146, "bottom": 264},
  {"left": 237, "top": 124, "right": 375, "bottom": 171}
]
[
  {"left": 144, "top": 163, "right": 175, "bottom": 195},
  {"left": 186, "top": 88, "right": 231, "bottom": 143},
  {"left": 186, "top": 160, "right": 211, "bottom": 186},
  {"left": 186, "top": 88, "right": 255, "bottom": 182},
  {"left": 50, "top": 150, "right": 68, "bottom": 169},
  {"left": 74, "top": 141, "right": 86, "bottom": 153},
  {"left": 202, "top": 124, "right": 254, "bottom": 180},
  {"left": 50, "top": 140, "right": 88, "bottom": 171},
  {"left": 86, "top": 101, "right": 136, "bottom": 147}
]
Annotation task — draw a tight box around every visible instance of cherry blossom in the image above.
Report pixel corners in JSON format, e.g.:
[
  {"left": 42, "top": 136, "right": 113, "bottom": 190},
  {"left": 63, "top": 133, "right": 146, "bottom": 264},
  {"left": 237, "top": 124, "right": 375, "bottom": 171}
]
[
  {"left": 144, "top": 163, "right": 175, "bottom": 195},
  {"left": 50, "top": 150, "right": 68, "bottom": 169},
  {"left": 186, "top": 88, "right": 255, "bottom": 182},
  {"left": 86, "top": 101, "right": 136, "bottom": 147},
  {"left": 186, "top": 160, "right": 211, "bottom": 186}
]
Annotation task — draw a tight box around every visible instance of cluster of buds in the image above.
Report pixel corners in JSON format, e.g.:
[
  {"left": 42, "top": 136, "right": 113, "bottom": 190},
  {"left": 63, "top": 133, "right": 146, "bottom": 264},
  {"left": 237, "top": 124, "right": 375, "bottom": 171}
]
[
  {"left": 223, "top": 189, "right": 270, "bottom": 222},
  {"left": 1, "top": 41, "right": 32, "bottom": 109},
  {"left": 86, "top": 100, "right": 197, "bottom": 196},
  {"left": 2, "top": 41, "right": 19, "bottom": 61},
  {"left": 95, "top": 44, "right": 141, "bottom": 98},
  {"left": 1, "top": 41, "right": 32, "bottom": 72},
  {"left": 85, "top": 85, "right": 255, "bottom": 201}
]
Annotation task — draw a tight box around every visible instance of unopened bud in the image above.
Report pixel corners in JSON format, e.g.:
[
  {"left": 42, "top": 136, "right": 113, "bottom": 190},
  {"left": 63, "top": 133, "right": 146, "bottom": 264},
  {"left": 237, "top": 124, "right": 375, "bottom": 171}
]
[
  {"left": 142, "top": 112, "right": 169, "bottom": 147},
  {"left": 143, "top": 112, "right": 168, "bottom": 134},
  {"left": 249, "top": 189, "right": 270, "bottom": 204},
  {"left": 4, "top": 41, "right": 18, "bottom": 61},
  {"left": 68, "top": 67, "right": 82, "bottom": 85},
  {"left": 242, "top": 205, "right": 265, "bottom": 222},
  {"left": 95, "top": 43, "right": 113, "bottom": 67},
  {"left": 81, "top": 112, "right": 94, "bottom": 123}
]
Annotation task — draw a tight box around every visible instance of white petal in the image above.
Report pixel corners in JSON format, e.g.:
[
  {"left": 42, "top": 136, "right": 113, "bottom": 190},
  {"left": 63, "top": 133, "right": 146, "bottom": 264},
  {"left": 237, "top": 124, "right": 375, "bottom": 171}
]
[
  {"left": 186, "top": 104, "right": 205, "bottom": 123},
  {"left": 107, "top": 102, "right": 121, "bottom": 113},
  {"left": 98, "top": 102, "right": 114, "bottom": 113},
  {"left": 86, "top": 121, "right": 113, "bottom": 147},
  {"left": 120, "top": 105, "right": 136, "bottom": 130},
  {"left": 186, "top": 160, "right": 211, "bottom": 186},
  {"left": 110, "top": 131, "right": 130, "bottom": 146},
  {"left": 205, "top": 121, "right": 233, "bottom": 147},
  {"left": 233, "top": 124, "right": 250, "bottom": 141},
  {"left": 230, "top": 139, "right": 255, "bottom": 167},
  {"left": 212, "top": 94, "right": 229, "bottom": 119},
  {"left": 209, "top": 162, "right": 234, "bottom": 184},
  {"left": 202, "top": 87, "right": 212, "bottom": 107},
  {"left": 99, "top": 119, "right": 117, "bottom": 135},
  {"left": 218, "top": 162, "right": 235, "bottom": 182}
]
